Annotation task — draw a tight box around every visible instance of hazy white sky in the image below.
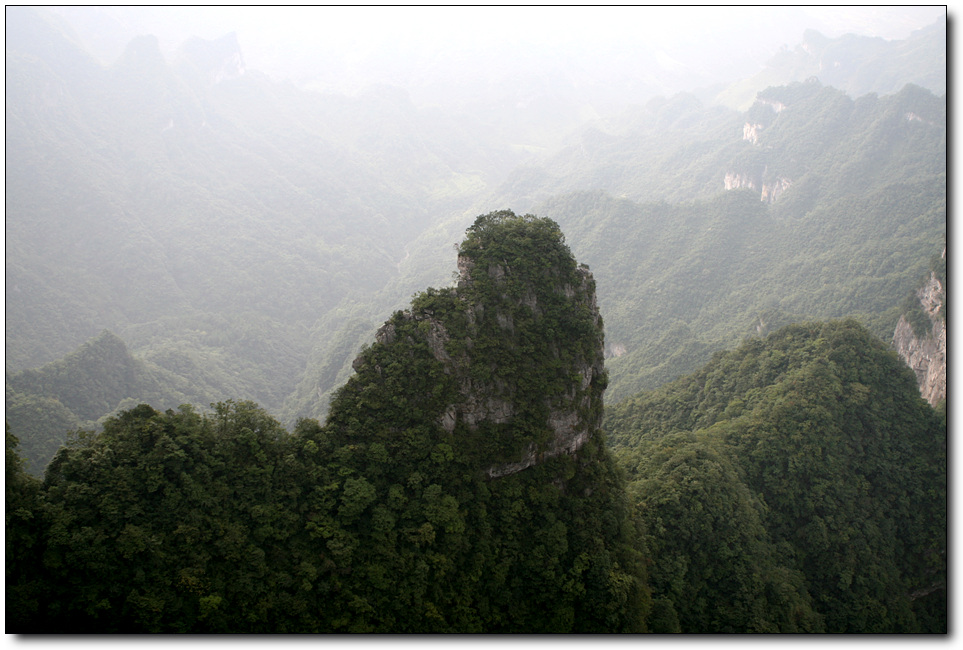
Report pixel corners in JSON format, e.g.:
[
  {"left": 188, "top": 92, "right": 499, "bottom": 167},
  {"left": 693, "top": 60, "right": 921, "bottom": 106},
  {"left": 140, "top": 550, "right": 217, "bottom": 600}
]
[
  {"left": 60, "top": 5, "right": 945, "bottom": 61},
  {"left": 46, "top": 4, "right": 946, "bottom": 103}
]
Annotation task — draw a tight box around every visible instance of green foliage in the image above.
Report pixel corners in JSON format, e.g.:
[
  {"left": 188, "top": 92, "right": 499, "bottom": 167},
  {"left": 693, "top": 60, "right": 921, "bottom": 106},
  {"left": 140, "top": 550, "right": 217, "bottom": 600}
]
[
  {"left": 5, "top": 330, "right": 195, "bottom": 475},
  {"left": 530, "top": 81, "right": 944, "bottom": 401},
  {"left": 7, "top": 330, "right": 145, "bottom": 423},
  {"left": 5, "top": 6, "right": 945, "bottom": 447},
  {"left": 23, "top": 401, "right": 330, "bottom": 632},
  {"left": 6, "top": 425, "right": 46, "bottom": 627},
  {"left": 897, "top": 245, "right": 946, "bottom": 337},
  {"left": 626, "top": 434, "right": 821, "bottom": 632},
  {"left": 312, "top": 211, "right": 644, "bottom": 631},
  {"left": 7, "top": 213, "right": 648, "bottom": 633},
  {"left": 4, "top": 9, "right": 946, "bottom": 634},
  {"left": 4, "top": 388, "right": 80, "bottom": 475},
  {"left": 607, "top": 320, "right": 946, "bottom": 632},
  {"left": 899, "top": 292, "right": 933, "bottom": 338}
]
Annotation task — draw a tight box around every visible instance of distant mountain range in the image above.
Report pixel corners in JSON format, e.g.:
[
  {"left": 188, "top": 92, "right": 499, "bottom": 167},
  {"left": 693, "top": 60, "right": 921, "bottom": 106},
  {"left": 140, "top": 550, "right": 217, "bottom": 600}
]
[
  {"left": 5, "top": 6, "right": 945, "bottom": 474},
  {"left": 5, "top": 8, "right": 946, "bottom": 633}
]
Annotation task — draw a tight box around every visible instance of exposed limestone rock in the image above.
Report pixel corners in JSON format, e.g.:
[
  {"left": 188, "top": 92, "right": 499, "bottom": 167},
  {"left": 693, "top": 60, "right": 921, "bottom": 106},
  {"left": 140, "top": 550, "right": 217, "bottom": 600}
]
[
  {"left": 375, "top": 321, "right": 397, "bottom": 345},
  {"left": 488, "top": 263, "right": 507, "bottom": 281},
  {"left": 761, "top": 177, "right": 793, "bottom": 203},
  {"left": 724, "top": 171, "right": 757, "bottom": 191},
  {"left": 467, "top": 256, "right": 604, "bottom": 477},
  {"left": 439, "top": 404, "right": 458, "bottom": 434},
  {"left": 726, "top": 169, "right": 792, "bottom": 203},
  {"left": 893, "top": 268, "right": 946, "bottom": 406},
  {"left": 495, "top": 312, "right": 514, "bottom": 331},
  {"left": 759, "top": 97, "right": 787, "bottom": 113},
  {"left": 905, "top": 112, "right": 938, "bottom": 127},
  {"left": 347, "top": 212, "right": 607, "bottom": 481},
  {"left": 456, "top": 254, "right": 475, "bottom": 288},
  {"left": 743, "top": 122, "right": 764, "bottom": 144},
  {"left": 486, "top": 400, "right": 594, "bottom": 478}
]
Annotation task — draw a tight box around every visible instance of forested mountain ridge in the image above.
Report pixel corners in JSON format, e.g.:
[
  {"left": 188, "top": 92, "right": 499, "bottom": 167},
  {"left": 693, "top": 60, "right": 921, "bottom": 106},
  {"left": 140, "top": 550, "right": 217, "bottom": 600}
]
[
  {"left": 6, "top": 213, "right": 649, "bottom": 632},
  {"left": 6, "top": 312, "right": 944, "bottom": 630},
  {"left": 309, "top": 211, "right": 647, "bottom": 630},
  {"left": 335, "top": 211, "right": 608, "bottom": 478},
  {"left": 507, "top": 80, "right": 945, "bottom": 402},
  {"left": 7, "top": 7, "right": 945, "bottom": 448},
  {"left": 5, "top": 330, "right": 228, "bottom": 474},
  {"left": 604, "top": 319, "right": 946, "bottom": 632},
  {"left": 283, "top": 78, "right": 946, "bottom": 418},
  {"left": 491, "top": 74, "right": 944, "bottom": 212},
  {"left": 8, "top": 331, "right": 161, "bottom": 423},
  {"left": 4, "top": 6, "right": 947, "bottom": 634}
]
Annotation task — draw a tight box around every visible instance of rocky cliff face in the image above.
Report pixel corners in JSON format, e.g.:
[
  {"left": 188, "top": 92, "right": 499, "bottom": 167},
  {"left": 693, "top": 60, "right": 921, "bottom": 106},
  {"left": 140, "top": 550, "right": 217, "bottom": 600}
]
[
  {"left": 315, "top": 216, "right": 646, "bottom": 634},
  {"left": 724, "top": 171, "right": 757, "bottom": 192},
  {"left": 724, "top": 169, "right": 792, "bottom": 203},
  {"left": 455, "top": 257, "right": 604, "bottom": 478},
  {"left": 742, "top": 122, "right": 764, "bottom": 144},
  {"left": 893, "top": 261, "right": 946, "bottom": 406},
  {"left": 761, "top": 177, "right": 793, "bottom": 203},
  {"left": 340, "top": 211, "right": 607, "bottom": 478}
]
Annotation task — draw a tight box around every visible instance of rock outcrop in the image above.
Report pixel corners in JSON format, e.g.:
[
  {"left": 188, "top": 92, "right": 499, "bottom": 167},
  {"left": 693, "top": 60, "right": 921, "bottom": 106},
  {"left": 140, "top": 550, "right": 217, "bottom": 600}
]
[
  {"left": 761, "top": 177, "right": 793, "bottom": 203},
  {"left": 743, "top": 122, "right": 764, "bottom": 144},
  {"left": 893, "top": 258, "right": 946, "bottom": 406},
  {"left": 343, "top": 211, "right": 607, "bottom": 479},
  {"left": 759, "top": 97, "right": 787, "bottom": 113},
  {"left": 725, "top": 169, "right": 792, "bottom": 203},
  {"left": 724, "top": 171, "right": 757, "bottom": 192},
  {"left": 316, "top": 213, "right": 647, "bottom": 634}
]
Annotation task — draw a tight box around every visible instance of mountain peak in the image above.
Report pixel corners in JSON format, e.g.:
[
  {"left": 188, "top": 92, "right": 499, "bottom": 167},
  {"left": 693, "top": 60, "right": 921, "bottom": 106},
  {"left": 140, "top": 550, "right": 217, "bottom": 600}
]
[{"left": 330, "top": 210, "right": 607, "bottom": 477}]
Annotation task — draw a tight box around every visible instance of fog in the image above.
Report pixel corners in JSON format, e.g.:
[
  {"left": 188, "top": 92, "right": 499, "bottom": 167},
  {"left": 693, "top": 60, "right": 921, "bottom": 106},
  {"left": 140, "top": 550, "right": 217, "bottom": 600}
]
[
  {"left": 49, "top": 5, "right": 945, "bottom": 107},
  {"left": 6, "top": 4, "right": 946, "bottom": 447},
  {"left": 6, "top": 7, "right": 948, "bottom": 634}
]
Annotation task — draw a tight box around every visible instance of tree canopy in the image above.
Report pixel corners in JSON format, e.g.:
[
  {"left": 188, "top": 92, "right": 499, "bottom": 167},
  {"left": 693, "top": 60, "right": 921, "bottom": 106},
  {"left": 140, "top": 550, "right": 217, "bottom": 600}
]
[{"left": 607, "top": 320, "right": 946, "bottom": 632}]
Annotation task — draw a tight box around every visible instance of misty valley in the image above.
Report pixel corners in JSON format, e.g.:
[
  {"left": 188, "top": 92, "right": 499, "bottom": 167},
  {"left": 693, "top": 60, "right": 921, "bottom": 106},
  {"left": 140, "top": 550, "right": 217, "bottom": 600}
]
[{"left": 5, "top": 7, "right": 946, "bottom": 633}]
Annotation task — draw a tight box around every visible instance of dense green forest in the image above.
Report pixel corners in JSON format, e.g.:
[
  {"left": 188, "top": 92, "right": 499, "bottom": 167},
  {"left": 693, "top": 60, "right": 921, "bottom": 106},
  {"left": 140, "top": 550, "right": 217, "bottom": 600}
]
[
  {"left": 6, "top": 213, "right": 649, "bottom": 633},
  {"left": 298, "top": 77, "right": 946, "bottom": 415},
  {"left": 6, "top": 215, "right": 946, "bottom": 632},
  {"left": 5, "top": 8, "right": 947, "bottom": 633},
  {"left": 605, "top": 320, "right": 946, "bottom": 632}
]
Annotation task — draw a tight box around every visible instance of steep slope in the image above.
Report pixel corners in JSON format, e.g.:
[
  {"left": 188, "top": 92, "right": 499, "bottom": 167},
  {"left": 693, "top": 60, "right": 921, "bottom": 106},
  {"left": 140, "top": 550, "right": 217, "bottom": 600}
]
[
  {"left": 893, "top": 247, "right": 946, "bottom": 406},
  {"left": 7, "top": 6, "right": 946, "bottom": 436},
  {"left": 6, "top": 213, "right": 649, "bottom": 633},
  {"left": 311, "top": 211, "right": 647, "bottom": 630},
  {"left": 289, "top": 80, "right": 944, "bottom": 419},
  {"left": 605, "top": 320, "right": 946, "bottom": 632},
  {"left": 517, "top": 81, "right": 945, "bottom": 402},
  {"left": 7, "top": 331, "right": 153, "bottom": 423},
  {"left": 492, "top": 72, "right": 944, "bottom": 212},
  {"left": 360, "top": 209, "right": 607, "bottom": 475}
]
